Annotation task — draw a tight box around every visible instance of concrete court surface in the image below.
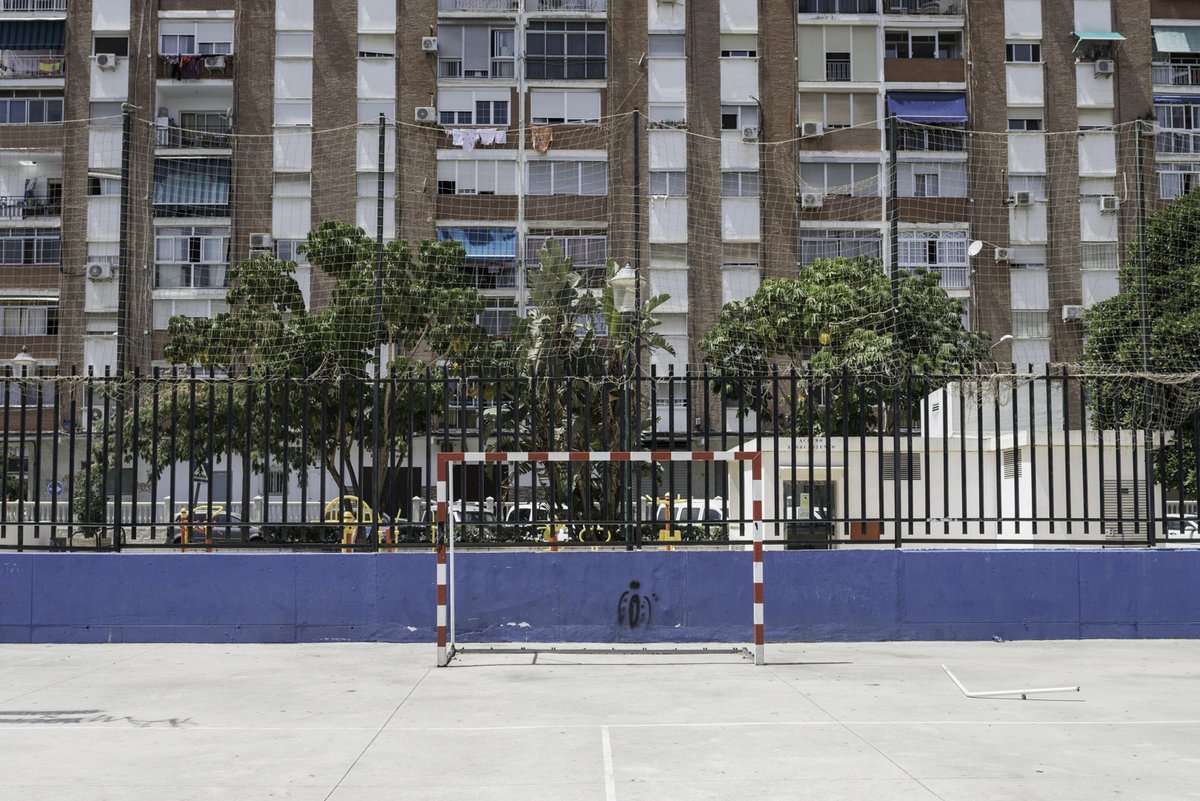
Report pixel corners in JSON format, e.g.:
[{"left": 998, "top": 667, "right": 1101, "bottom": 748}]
[{"left": 1, "top": 641, "right": 1198, "bottom": 800}]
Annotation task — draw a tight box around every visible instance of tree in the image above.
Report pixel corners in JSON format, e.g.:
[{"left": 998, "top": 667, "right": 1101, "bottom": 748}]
[
  {"left": 484, "top": 239, "right": 673, "bottom": 521},
  {"left": 1083, "top": 190, "right": 1200, "bottom": 495},
  {"left": 699, "top": 256, "right": 988, "bottom": 434},
  {"left": 108, "top": 221, "right": 492, "bottom": 515}
]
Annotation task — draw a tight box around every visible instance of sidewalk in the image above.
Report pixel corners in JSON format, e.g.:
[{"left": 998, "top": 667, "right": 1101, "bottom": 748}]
[{"left": 1, "top": 640, "right": 1198, "bottom": 800}]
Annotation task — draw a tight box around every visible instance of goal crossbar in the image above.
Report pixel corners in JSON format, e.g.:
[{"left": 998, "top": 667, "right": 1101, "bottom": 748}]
[{"left": 435, "top": 450, "right": 764, "bottom": 667}]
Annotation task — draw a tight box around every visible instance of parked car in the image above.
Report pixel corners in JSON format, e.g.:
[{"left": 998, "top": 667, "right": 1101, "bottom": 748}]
[
  {"left": 170, "top": 506, "right": 262, "bottom": 545},
  {"left": 653, "top": 495, "right": 728, "bottom": 542},
  {"left": 505, "top": 502, "right": 570, "bottom": 541},
  {"left": 420, "top": 501, "right": 500, "bottom": 542},
  {"left": 1165, "top": 514, "right": 1199, "bottom": 540}
]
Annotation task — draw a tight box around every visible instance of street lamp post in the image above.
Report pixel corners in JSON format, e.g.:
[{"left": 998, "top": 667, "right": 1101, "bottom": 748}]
[{"left": 609, "top": 262, "right": 642, "bottom": 548}]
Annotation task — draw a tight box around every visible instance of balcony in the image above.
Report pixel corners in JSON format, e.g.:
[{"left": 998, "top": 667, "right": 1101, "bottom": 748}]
[
  {"left": 437, "top": 58, "right": 515, "bottom": 80},
  {"left": 155, "top": 53, "right": 234, "bottom": 81},
  {"left": 1153, "top": 63, "right": 1200, "bottom": 87},
  {"left": 156, "top": 117, "right": 231, "bottom": 150},
  {"left": 798, "top": 0, "right": 876, "bottom": 12},
  {"left": 437, "top": 0, "right": 517, "bottom": 10},
  {"left": 0, "top": 194, "right": 59, "bottom": 219},
  {"left": 883, "top": 0, "right": 961, "bottom": 13},
  {"left": 825, "top": 61, "right": 851, "bottom": 82},
  {"left": 154, "top": 263, "right": 229, "bottom": 290},
  {"left": 532, "top": 0, "right": 606, "bottom": 11},
  {"left": 897, "top": 124, "right": 966, "bottom": 152},
  {"left": 0, "top": 51, "right": 63, "bottom": 79},
  {"left": 1, "top": 0, "right": 67, "bottom": 12},
  {"left": 926, "top": 266, "right": 969, "bottom": 289},
  {"left": 1157, "top": 130, "right": 1200, "bottom": 154}
]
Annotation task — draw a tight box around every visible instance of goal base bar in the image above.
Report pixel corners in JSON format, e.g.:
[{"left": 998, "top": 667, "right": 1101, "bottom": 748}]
[{"left": 443, "top": 644, "right": 758, "bottom": 665}]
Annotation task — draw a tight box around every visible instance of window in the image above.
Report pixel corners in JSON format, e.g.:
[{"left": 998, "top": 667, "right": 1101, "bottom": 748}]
[
  {"left": 437, "top": 25, "right": 516, "bottom": 79},
  {"left": 720, "top": 34, "right": 757, "bottom": 58},
  {"left": 0, "top": 305, "right": 57, "bottom": 336},
  {"left": 1008, "top": 245, "right": 1047, "bottom": 270},
  {"left": 898, "top": 230, "right": 968, "bottom": 288},
  {"left": 0, "top": 229, "right": 60, "bottom": 265},
  {"left": 1159, "top": 162, "right": 1200, "bottom": 199},
  {"left": 438, "top": 90, "right": 510, "bottom": 126},
  {"left": 1008, "top": 175, "right": 1046, "bottom": 200},
  {"left": 159, "top": 21, "right": 233, "bottom": 55},
  {"left": 526, "top": 21, "right": 606, "bottom": 80},
  {"left": 154, "top": 226, "right": 230, "bottom": 289},
  {"left": 799, "top": 161, "right": 880, "bottom": 196},
  {"left": 896, "top": 123, "right": 965, "bottom": 151},
  {"left": 649, "top": 171, "right": 687, "bottom": 196},
  {"left": 87, "top": 176, "right": 121, "bottom": 196},
  {"left": 721, "top": 171, "right": 759, "bottom": 197},
  {"left": 799, "top": 92, "right": 877, "bottom": 129},
  {"left": 530, "top": 90, "right": 601, "bottom": 124},
  {"left": 1082, "top": 242, "right": 1118, "bottom": 270},
  {"left": 885, "top": 30, "right": 962, "bottom": 59},
  {"left": 276, "top": 32, "right": 313, "bottom": 57},
  {"left": 648, "top": 34, "right": 686, "bottom": 57},
  {"left": 913, "top": 171, "right": 939, "bottom": 197},
  {"left": 526, "top": 232, "right": 607, "bottom": 287},
  {"left": 825, "top": 52, "right": 851, "bottom": 81},
  {"left": 1155, "top": 103, "right": 1200, "bottom": 153},
  {"left": 722, "top": 263, "right": 760, "bottom": 304},
  {"left": 1012, "top": 309, "right": 1049, "bottom": 338},
  {"left": 721, "top": 104, "right": 759, "bottom": 130},
  {"left": 800, "top": 229, "right": 882, "bottom": 265},
  {"left": 94, "top": 36, "right": 129, "bottom": 57},
  {"left": 358, "top": 33, "right": 395, "bottom": 58},
  {"left": 0, "top": 91, "right": 64, "bottom": 125},
  {"left": 1008, "top": 118, "right": 1042, "bottom": 131},
  {"left": 436, "top": 160, "right": 518, "bottom": 195},
  {"left": 1005, "top": 42, "right": 1041, "bottom": 62},
  {"left": 479, "top": 297, "right": 517, "bottom": 337},
  {"left": 526, "top": 161, "right": 608, "bottom": 195},
  {"left": 648, "top": 104, "right": 687, "bottom": 127},
  {"left": 275, "top": 239, "right": 309, "bottom": 266}
]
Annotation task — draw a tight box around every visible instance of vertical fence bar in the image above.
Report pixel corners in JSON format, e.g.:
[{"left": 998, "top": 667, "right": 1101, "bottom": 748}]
[
  {"left": 242, "top": 371, "right": 254, "bottom": 535},
  {"left": 1, "top": 372, "right": 10, "bottom": 547}
]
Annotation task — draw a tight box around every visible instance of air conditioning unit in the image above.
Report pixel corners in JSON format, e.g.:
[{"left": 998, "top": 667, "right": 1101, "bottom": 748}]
[
  {"left": 421, "top": 36, "right": 439, "bottom": 52},
  {"left": 1100, "top": 195, "right": 1120, "bottom": 213},
  {"left": 1062, "top": 304, "right": 1085, "bottom": 322},
  {"left": 994, "top": 247, "right": 1011, "bottom": 262},
  {"left": 801, "top": 121, "right": 824, "bottom": 137},
  {"left": 86, "top": 262, "right": 114, "bottom": 281},
  {"left": 800, "top": 192, "right": 824, "bottom": 209},
  {"left": 95, "top": 53, "right": 119, "bottom": 70},
  {"left": 86, "top": 405, "right": 106, "bottom": 433},
  {"left": 415, "top": 106, "right": 438, "bottom": 124},
  {"left": 1094, "top": 59, "right": 1115, "bottom": 76},
  {"left": 248, "top": 233, "right": 272, "bottom": 252},
  {"left": 741, "top": 125, "right": 759, "bottom": 143},
  {"left": 1011, "top": 191, "right": 1033, "bottom": 207},
  {"left": 203, "top": 55, "right": 226, "bottom": 69}
]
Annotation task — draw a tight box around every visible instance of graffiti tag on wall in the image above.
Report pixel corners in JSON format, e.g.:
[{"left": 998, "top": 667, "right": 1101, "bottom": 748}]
[{"left": 617, "top": 581, "right": 657, "bottom": 628}]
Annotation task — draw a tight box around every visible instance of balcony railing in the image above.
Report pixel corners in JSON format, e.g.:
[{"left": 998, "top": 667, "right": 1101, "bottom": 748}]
[
  {"left": 156, "top": 122, "right": 232, "bottom": 149},
  {"left": 437, "top": 0, "right": 518, "bottom": 9},
  {"left": 798, "top": 0, "right": 877, "bottom": 13},
  {"left": 1157, "top": 130, "right": 1200, "bottom": 154},
  {"left": 883, "top": 0, "right": 961, "bottom": 13},
  {"left": 897, "top": 124, "right": 966, "bottom": 151},
  {"left": 929, "top": 266, "right": 969, "bottom": 289},
  {"left": 0, "top": 196, "right": 61, "bottom": 219},
  {"left": 0, "top": 52, "right": 64, "bottom": 79},
  {"left": 533, "top": 0, "right": 606, "bottom": 11},
  {"left": 1152, "top": 63, "right": 1200, "bottom": 87},
  {"left": 1, "top": 0, "right": 66, "bottom": 11},
  {"left": 155, "top": 53, "right": 234, "bottom": 81},
  {"left": 825, "top": 61, "right": 851, "bottom": 81},
  {"left": 154, "top": 264, "right": 230, "bottom": 289}
]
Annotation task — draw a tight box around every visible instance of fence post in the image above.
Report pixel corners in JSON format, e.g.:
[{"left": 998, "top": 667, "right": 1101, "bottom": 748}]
[{"left": 251, "top": 495, "right": 264, "bottom": 524}]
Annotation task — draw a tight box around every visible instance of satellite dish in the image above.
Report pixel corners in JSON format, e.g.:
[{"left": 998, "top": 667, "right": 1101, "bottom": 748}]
[{"left": 967, "top": 240, "right": 984, "bottom": 257}]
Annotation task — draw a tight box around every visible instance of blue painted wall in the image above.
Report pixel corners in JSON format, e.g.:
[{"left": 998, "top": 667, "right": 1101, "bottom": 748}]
[{"left": 2, "top": 550, "right": 1199, "bottom": 644}]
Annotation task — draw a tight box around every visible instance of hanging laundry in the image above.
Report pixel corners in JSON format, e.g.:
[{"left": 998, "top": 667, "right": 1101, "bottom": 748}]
[
  {"left": 167, "top": 55, "right": 181, "bottom": 80},
  {"left": 532, "top": 126, "right": 553, "bottom": 155},
  {"left": 451, "top": 129, "right": 481, "bottom": 151},
  {"left": 180, "top": 55, "right": 201, "bottom": 80}
]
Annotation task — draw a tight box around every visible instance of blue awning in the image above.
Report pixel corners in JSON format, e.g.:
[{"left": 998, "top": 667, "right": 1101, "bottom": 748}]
[
  {"left": 0, "top": 20, "right": 65, "bottom": 50},
  {"left": 1154, "top": 95, "right": 1200, "bottom": 104},
  {"left": 153, "top": 159, "right": 231, "bottom": 207},
  {"left": 437, "top": 227, "right": 517, "bottom": 259},
  {"left": 1073, "top": 31, "right": 1126, "bottom": 41},
  {"left": 887, "top": 92, "right": 967, "bottom": 123}
]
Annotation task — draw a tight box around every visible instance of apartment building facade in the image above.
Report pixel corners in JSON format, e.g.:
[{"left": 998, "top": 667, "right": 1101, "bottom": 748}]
[{"left": 0, "top": 0, "right": 1196, "bottom": 385}]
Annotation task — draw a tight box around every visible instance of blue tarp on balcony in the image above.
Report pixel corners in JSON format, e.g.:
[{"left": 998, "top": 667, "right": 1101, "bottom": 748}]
[
  {"left": 0, "top": 20, "right": 65, "bottom": 50},
  {"left": 886, "top": 92, "right": 967, "bottom": 123},
  {"left": 153, "top": 159, "right": 231, "bottom": 208},
  {"left": 437, "top": 227, "right": 517, "bottom": 259}
]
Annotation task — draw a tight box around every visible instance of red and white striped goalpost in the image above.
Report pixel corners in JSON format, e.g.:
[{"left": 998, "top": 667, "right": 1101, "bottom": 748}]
[{"left": 435, "top": 450, "right": 765, "bottom": 667}]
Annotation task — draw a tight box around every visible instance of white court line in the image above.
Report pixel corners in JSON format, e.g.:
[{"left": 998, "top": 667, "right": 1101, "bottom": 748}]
[{"left": 601, "top": 725, "right": 617, "bottom": 801}]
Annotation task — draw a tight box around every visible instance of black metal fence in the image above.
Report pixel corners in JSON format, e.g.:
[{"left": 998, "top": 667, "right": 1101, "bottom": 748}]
[{"left": 1, "top": 367, "right": 1196, "bottom": 552}]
